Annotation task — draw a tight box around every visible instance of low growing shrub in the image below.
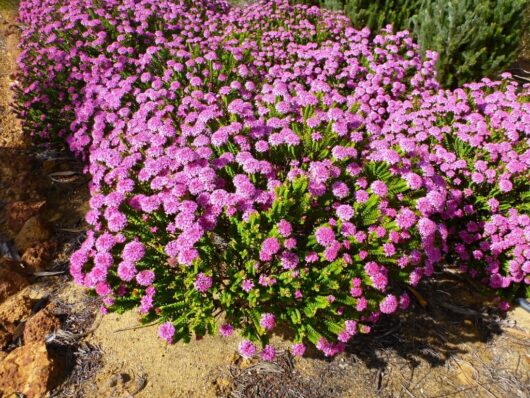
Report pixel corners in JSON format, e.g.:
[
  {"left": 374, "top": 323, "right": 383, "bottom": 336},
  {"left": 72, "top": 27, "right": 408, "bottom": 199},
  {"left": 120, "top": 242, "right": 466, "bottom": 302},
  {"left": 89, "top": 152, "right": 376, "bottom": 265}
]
[
  {"left": 374, "top": 79, "right": 530, "bottom": 302},
  {"left": 16, "top": 0, "right": 530, "bottom": 359}
]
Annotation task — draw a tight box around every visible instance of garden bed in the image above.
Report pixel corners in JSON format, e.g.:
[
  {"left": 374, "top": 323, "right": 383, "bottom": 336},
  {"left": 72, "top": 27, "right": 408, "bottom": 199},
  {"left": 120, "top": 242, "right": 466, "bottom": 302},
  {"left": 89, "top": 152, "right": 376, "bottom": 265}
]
[{"left": 0, "top": 1, "right": 529, "bottom": 397}]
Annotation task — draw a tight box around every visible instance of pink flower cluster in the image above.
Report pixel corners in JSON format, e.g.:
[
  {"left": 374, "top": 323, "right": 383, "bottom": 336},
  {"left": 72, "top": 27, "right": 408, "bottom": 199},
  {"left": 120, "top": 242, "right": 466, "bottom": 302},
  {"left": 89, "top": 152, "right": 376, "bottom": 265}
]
[
  {"left": 16, "top": 0, "right": 529, "bottom": 358},
  {"left": 373, "top": 78, "right": 530, "bottom": 299}
]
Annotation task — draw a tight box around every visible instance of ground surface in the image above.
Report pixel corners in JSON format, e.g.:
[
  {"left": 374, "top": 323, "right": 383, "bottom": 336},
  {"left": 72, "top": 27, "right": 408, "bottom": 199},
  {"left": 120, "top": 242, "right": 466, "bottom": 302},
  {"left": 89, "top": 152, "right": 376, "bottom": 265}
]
[{"left": 0, "top": 2, "right": 529, "bottom": 398}]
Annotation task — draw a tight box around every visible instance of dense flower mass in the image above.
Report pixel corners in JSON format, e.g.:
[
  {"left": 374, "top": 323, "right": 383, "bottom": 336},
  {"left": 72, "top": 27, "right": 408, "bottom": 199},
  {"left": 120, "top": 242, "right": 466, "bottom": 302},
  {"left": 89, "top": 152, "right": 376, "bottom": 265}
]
[
  {"left": 16, "top": 0, "right": 529, "bottom": 357},
  {"left": 372, "top": 79, "right": 530, "bottom": 301}
]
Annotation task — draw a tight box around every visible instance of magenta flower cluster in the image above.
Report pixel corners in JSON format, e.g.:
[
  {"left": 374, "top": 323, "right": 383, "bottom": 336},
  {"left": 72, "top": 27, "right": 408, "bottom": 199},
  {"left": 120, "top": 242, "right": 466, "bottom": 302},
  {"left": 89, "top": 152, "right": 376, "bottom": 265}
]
[
  {"left": 16, "top": 0, "right": 529, "bottom": 359},
  {"left": 372, "top": 78, "right": 530, "bottom": 303}
]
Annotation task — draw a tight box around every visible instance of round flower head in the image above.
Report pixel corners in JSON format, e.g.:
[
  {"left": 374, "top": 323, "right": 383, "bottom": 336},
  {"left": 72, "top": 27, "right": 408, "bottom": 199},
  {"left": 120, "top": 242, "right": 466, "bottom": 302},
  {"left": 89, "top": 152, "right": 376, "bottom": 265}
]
[
  {"left": 260, "top": 237, "right": 281, "bottom": 261},
  {"left": 194, "top": 273, "right": 213, "bottom": 293},
  {"left": 122, "top": 240, "right": 145, "bottom": 263},
  {"left": 159, "top": 322, "right": 175, "bottom": 343},
  {"left": 292, "top": 343, "right": 306, "bottom": 357},
  {"left": 136, "top": 270, "right": 155, "bottom": 286},
  {"left": 336, "top": 204, "right": 354, "bottom": 220},
  {"left": 261, "top": 345, "right": 276, "bottom": 361},
  {"left": 117, "top": 261, "right": 137, "bottom": 282},
  {"left": 370, "top": 180, "right": 388, "bottom": 197},
  {"left": 277, "top": 219, "right": 292, "bottom": 237},
  {"left": 315, "top": 226, "right": 335, "bottom": 246},
  {"left": 219, "top": 323, "right": 234, "bottom": 337},
  {"left": 259, "top": 313, "right": 276, "bottom": 331},
  {"left": 379, "top": 294, "right": 398, "bottom": 314},
  {"left": 242, "top": 279, "right": 254, "bottom": 292},
  {"left": 238, "top": 339, "right": 257, "bottom": 359}
]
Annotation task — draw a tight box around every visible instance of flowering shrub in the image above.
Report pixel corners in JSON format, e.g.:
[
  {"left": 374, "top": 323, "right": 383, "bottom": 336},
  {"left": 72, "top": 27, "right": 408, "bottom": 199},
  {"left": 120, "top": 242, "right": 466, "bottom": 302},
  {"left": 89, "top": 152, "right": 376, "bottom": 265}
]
[
  {"left": 16, "top": 0, "right": 529, "bottom": 358},
  {"left": 375, "top": 79, "right": 530, "bottom": 302}
]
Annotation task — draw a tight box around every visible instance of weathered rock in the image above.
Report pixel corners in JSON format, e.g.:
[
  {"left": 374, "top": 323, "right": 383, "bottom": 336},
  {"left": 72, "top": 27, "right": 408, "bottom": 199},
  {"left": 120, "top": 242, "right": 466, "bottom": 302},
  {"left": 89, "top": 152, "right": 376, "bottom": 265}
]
[
  {"left": 0, "top": 265, "right": 29, "bottom": 303},
  {"left": 0, "top": 342, "right": 58, "bottom": 398},
  {"left": 0, "top": 292, "right": 33, "bottom": 333},
  {"left": 0, "top": 325, "right": 11, "bottom": 350},
  {"left": 14, "top": 216, "right": 51, "bottom": 252},
  {"left": 6, "top": 201, "right": 46, "bottom": 233},
  {"left": 23, "top": 306, "right": 61, "bottom": 344},
  {"left": 21, "top": 240, "right": 57, "bottom": 272}
]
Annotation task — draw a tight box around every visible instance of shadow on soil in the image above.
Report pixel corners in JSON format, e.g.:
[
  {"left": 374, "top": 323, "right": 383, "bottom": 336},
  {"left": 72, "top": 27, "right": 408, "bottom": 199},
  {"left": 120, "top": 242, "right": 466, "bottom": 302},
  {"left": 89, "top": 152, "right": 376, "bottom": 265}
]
[
  {"left": 226, "top": 272, "right": 510, "bottom": 398},
  {"left": 345, "top": 272, "right": 505, "bottom": 370}
]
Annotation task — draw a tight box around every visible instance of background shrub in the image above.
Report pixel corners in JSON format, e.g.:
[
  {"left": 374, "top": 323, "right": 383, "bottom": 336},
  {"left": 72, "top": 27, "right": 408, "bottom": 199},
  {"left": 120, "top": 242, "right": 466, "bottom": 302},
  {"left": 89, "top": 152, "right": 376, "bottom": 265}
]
[
  {"left": 342, "top": 0, "right": 420, "bottom": 34},
  {"left": 413, "top": 0, "right": 529, "bottom": 88}
]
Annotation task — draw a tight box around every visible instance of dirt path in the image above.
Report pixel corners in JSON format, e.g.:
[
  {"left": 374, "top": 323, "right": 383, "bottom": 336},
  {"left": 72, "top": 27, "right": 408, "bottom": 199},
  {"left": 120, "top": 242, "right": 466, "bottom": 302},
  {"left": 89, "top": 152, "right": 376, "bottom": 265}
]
[{"left": 1, "top": 2, "right": 529, "bottom": 398}]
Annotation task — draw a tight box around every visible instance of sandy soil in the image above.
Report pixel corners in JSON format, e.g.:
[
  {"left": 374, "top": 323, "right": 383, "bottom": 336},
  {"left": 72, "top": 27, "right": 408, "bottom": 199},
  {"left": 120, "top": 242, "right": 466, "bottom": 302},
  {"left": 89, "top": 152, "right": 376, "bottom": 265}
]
[
  {"left": 1, "top": 2, "right": 529, "bottom": 398},
  {"left": 73, "top": 276, "right": 530, "bottom": 398},
  {"left": 0, "top": 5, "right": 22, "bottom": 149}
]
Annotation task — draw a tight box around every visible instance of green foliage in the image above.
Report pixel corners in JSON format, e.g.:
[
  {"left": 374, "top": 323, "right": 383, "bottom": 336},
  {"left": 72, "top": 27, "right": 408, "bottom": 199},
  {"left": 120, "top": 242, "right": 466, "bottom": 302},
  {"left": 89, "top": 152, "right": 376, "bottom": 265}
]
[
  {"left": 342, "top": 0, "right": 420, "bottom": 33},
  {"left": 413, "top": 0, "right": 529, "bottom": 88}
]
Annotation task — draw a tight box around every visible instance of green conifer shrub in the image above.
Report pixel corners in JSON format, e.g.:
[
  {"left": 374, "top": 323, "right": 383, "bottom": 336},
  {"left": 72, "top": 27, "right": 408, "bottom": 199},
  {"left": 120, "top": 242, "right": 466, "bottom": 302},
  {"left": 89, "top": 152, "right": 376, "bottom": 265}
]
[{"left": 412, "top": 0, "right": 528, "bottom": 87}]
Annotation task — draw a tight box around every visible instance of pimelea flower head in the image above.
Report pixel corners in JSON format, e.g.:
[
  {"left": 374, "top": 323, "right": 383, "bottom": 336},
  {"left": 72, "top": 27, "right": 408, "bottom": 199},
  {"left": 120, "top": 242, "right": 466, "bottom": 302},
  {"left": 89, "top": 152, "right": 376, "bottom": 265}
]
[
  {"left": 242, "top": 279, "right": 254, "bottom": 292},
  {"left": 399, "top": 293, "right": 411, "bottom": 310},
  {"left": 336, "top": 204, "right": 354, "bottom": 220},
  {"left": 261, "top": 345, "right": 276, "bottom": 361},
  {"left": 277, "top": 219, "right": 292, "bottom": 237},
  {"left": 417, "top": 218, "right": 437, "bottom": 239},
  {"left": 260, "top": 313, "right": 276, "bottom": 331},
  {"left": 396, "top": 208, "right": 417, "bottom": 230},
  {"left": 122, "top": 240, "right": 145, "bottom": 262},
  {"left": 238, "top": 339, "right": 257, "bottom": 359},
  {"left": 194, "top": 273, "right": 213, "bottom": 293},
  {"left": 292, "top": 343, "right": 306, "bottom": 357},
  {"left": 219, "top": 323, "right": 234, "bottom": 337},
  {"left": 498, "top": 301, "right": 511, "bottom": 311},
  {"left": 260, "top": 237, "right": 281, "bottom": 261},
  {"left": 370, "top": 180, "right": 388, "bottom": 197},
  {"left": 159, "top": 322, "right": 175, "bottom": 344},
  {"left": 117, "top": 261, "right": 137, "bottom": 282},
  {"left": 315, "top": 226, "right": 335, "bottom": 247},
  {"left": 379, "top": 294, "right": 399, "bottom": 314},
  {"left": 136, "top": 270, "right": 155, "bottom": 287}
]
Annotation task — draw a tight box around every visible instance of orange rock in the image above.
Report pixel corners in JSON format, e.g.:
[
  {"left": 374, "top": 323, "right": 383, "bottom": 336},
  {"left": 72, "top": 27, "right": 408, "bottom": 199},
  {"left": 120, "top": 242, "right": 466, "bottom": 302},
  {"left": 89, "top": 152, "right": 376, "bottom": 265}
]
[
  {"left": 0, "top": 292, "right": 33, "bottom": 333},
  {"left": 7, "top": 201, "right": 46, "bottom": 234},
  {"left": 0, "top": 266, "right": 29, "bottom": 304},
  {"left": 14, "top": 216, "right": 52, "bottom": 252},
  {"left": 0, "top": 325, "right": 11, "bottom": 350},
  {"left": 23, "top": 307, "right": 61, "bottom": 344},
  {"left": 0, "top": 342, "right": 58, "bottom": 398},
  {"left": 21, "top": 240, "right": 57, "bottom": 272}
]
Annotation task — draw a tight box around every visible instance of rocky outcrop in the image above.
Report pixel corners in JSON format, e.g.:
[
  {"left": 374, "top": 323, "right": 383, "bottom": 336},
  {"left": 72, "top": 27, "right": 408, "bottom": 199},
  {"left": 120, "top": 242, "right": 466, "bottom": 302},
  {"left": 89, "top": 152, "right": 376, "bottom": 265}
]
[
  {"left": 21, "top": 240, "right": 57, "bottom": 272},
  {"left": 6, "top": 200, "right": 46, "bottom": 233},
  {"left": 14, "top": 216, "right": 52, "bottom": 252},
  {"left": 0, "top": 291, "right": 33, "bottom": 333},
  {"left": 0, "top": 342, "right": 58, "bottom": 398},
  {"left": 0, "top": 265, "right": 29, "bottom": 303},
  {"left": 23, "top": 305, "right": 61, "bottom": 344}
]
